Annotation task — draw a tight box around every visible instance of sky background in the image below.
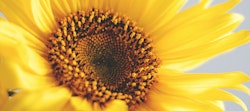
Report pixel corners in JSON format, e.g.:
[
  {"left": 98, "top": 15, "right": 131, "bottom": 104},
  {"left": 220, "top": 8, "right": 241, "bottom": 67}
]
[
  {"left": 0, "top": 0, "right": 249, "bottom": 111},
  {"left": 185, "top": 0, "right": 250, "bottom": 111}
]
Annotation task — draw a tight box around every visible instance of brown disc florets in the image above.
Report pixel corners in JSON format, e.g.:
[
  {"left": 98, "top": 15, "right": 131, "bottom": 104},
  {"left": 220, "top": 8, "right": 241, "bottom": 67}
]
[{"left": 46, "top": 9, "right": 160, "bottom": 108}]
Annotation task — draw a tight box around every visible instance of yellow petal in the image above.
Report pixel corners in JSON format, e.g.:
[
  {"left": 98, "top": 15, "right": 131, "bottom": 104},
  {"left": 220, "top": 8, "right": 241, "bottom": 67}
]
[
  {"left": 149, "top": 69, "right": 250, "bottom": 111},
  {"left": 0, "top": 56, "right": 56, "bottom": 89},
  {"left": 0, "top": 28, "right": 55, "bottom": 89},
  {"left": 79, "top": 0, "right": 107, "bottom": 11},
  {"left": 63, "top": 97, "right": 93, "bottom": 111},
  {"left": 156, "top": 13, "right": 243, "bottom": 52},
  {"left": 0, "top": 21, "right": 49, "bottom": 73},
  {"left": 87, "top": 0, "right": 105, "bottom": 10},
  {"left": 133, "top": 104, "right": 149, "bottom": 111},
  {"left": 151, "top": 0, "right": 247, "bottom": 71},
  {"left": 1, "top": 87, "right": 71, "bottom": 111},
  {"left": 0, "top": 85, "right": 8, "bottom": 109},
  {"left": 0, "top": 41, "right": 50, "bottom": 76},
  {"left": 105, "top": 0, "right": 186, "bottom": 34},
  {"left": 103, "top": 100, "right": 128, "bottom": 111},
  {"left": 0, "top": 18, "right": 45, "bottom": 51},
  {"left": 0, "top": 21, "right": 54, "bottom": 89},
  {"left": 157, "top": 70, "right": 250, "bottom": 94},
  {"left": 146, "top": 90, "right": 223, "bottom": 111},
  {"left": 0, "top": 0, "right": 45, "bottom": 41},
  {"left": 32, "top": 0, "right": 56, "bottom": 33},
  {"left": 50, "top": 0, "right": 78, "bottom": 17},
  {"left": 154, "top": 0, "right": 239, "bottom": 37},
  {"left": 159, "top": 29, "right": 250, "bottom": 71},
  {"left": 210, "top": 0, "right": 241, "bottom": 13},
  {"left": 93, "top": 102, "right": 102, "bottom": 111},
  {"left": 69, "top": 0, "right": 107, "bottom": 17},
  {"left": 137, "top": 0, "right": 187, "bottom": 33},
  {"left": 199, "top": 89, "right": 248, "bottom": 111},
  {"left": 215, "top": 101, "right": 225, "bottom": 111}
]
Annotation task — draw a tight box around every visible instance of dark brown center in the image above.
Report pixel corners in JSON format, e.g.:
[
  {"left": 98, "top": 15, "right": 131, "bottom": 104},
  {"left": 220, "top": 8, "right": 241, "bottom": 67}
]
[{"left": 46, "top": 9, "right": 160, "bottom": 108}]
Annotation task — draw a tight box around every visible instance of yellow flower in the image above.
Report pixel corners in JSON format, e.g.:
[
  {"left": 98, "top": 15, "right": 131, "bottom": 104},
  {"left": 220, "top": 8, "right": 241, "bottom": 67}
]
[{"left": 0, "top": 0, "right": 250, "bottom": 111}]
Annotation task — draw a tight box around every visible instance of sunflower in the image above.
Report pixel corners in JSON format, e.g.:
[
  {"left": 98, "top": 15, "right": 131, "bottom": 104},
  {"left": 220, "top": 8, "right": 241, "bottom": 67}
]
[{"left": 0, "top": 0, "right": 250, "bottom": 111}]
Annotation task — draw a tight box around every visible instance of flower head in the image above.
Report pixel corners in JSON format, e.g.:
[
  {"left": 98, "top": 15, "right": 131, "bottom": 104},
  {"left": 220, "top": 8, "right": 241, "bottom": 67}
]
[{"left": 0, "top": 0, "right": 250, "bottom": 111}]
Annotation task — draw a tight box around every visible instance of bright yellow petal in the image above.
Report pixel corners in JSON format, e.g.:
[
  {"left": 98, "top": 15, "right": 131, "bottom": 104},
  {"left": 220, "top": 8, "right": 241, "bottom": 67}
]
[
  {"left": 146, "top": 91, "right": 223, "bottom": 111},
  {"left": 103, "top": 100, "right": 128, "bottom": 111},
  {"left": 159, "top": 29, "right": 250, "bottom": 71},
  {"left": 0, "top": 21, "right": 55, "bottom": 89},
  {"left": 32, "top": 0, "right": 56, "bottom": 33},
  {"left": 50, "top": 0, "right": 81, "bottom": 18},
  {"left": 157, "top": 70, "right": 250, "bottom": 94},
  {"left": 198, "top": 89, "right": 248, "bottom": 111},
  {"left": 1, "top": 87, "right": 71, "bottom": 111},
  {"left": 0, "top": 19, "right": 45, "bottom": 52},
  {"left": 63, "top": 97, "right": 93, "bottom": 111},
  {"left": 104, "top": 0, "right": 186, "bottom": 34},
  {"left": 0, "top": 21, "right": 49, "bottom": 74},
  {"left": 156, "top": 13, "right": 243, "bottom": 52},
  {"left": 153, "top": 0, "right": 240, "bottom": 37},
  {"left": 153, "top": 0, "right": 248, "bottom": 71},
  {"left": 215, "top": 101, "right": 225, "bottom": 111},
  {"left": 148, "top": 69, "right": 250, "bottom": 111},
  {"left": 52, "top": 0, "right": 110, "bottom": 17},
  {"left": 137, "top": 0, "right": 187, "bottom": 33},
  {"left": 0, "top": 0, "right": 45, "bottom": 41},
  {"left": 0, "top": 56, "right": 56, "bottom": 89}
]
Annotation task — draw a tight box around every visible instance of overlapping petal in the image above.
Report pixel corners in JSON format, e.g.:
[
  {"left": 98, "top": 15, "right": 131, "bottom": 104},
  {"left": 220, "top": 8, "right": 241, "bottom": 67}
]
[
  {"left": 153, "top": 0, "right": 250, "bottom": 71},
  {"left": 142, "top": 68, "right": 250, "bottom": 111},
  {"left": 32, "top": 0, "right": 57, "bottom": 34},
  {"left": 1, "top": 87, "right": 71, "bottom": 111},
  {"left": 0, "top": 21, "right": 55, "bottom": 89},
  {"left": 103, "top": 100, "right": 128, "bottom": 111},
  {"left": 63, "top": 97, "right": 93, "bottom": 111},
  {"left": 0, "top": 0, "right": 44, "bottom": 41}
]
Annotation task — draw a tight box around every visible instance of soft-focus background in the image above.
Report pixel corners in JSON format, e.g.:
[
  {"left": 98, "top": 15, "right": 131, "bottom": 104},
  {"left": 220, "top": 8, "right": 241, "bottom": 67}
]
[
  {"left": 185, "top": 0, "right": 250, "bottom": 111},
  {"left": 0, "top": 0, "right": 249, "bottom": 111}
]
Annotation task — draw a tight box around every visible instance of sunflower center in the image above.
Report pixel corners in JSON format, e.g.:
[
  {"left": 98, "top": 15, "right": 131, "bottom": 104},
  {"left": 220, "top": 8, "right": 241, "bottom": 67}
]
[{"left": 46, "top": 9, "right": 160, "bottom": 107}]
